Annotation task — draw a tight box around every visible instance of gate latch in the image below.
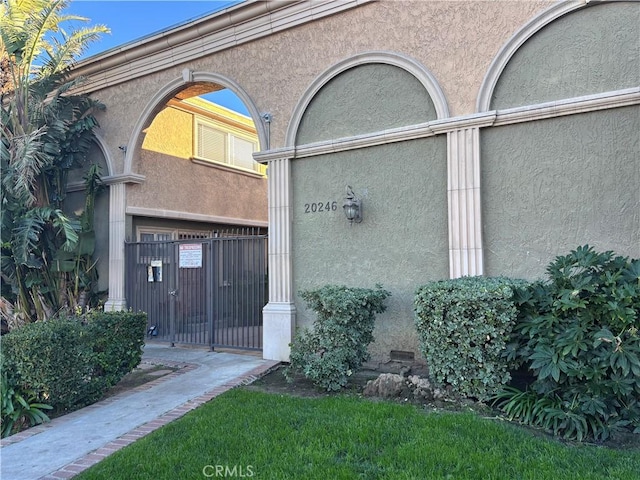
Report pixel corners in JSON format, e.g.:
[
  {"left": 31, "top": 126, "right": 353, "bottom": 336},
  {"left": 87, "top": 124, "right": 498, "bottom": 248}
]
[{"left": 168, "top": 289, "right": 178, "bottom": 297}]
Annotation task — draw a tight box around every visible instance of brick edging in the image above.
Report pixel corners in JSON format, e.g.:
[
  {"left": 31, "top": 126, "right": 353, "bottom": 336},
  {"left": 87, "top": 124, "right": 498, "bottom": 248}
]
[
  {"left": 38, "top": 360, "right": 280, "bottom": 480},
  {"left": 0, "top": 359, "right": 197, "bottom": 448}
]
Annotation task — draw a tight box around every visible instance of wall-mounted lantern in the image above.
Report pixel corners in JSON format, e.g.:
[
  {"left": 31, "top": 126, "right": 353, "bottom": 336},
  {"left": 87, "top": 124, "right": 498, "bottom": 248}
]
[{"left": 343, "top": 186, "right": 362, "bottom": 225}]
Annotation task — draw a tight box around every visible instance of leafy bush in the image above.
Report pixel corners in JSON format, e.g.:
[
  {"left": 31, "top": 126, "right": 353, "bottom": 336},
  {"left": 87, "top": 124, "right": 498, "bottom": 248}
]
[
  {"left": 1, "top": 317, "right": 97, "bottom": 411},
  {"left": 84, "top": 311, "right": 147, "bottom": 391},
  {"left": 0, "top": 311, "right": 147, "bottom": 414},
  {"left": 286, "top": 285, "right": 390, "bottom": 391},
  {"left": 414, "top": 277, "right": 524, "bottom": 400},
  {"left": 1, "top": 372, "right": 52, "bottom": 438},
  {"left": 498, "top": 246, "right": 640, "bottom": 441}
]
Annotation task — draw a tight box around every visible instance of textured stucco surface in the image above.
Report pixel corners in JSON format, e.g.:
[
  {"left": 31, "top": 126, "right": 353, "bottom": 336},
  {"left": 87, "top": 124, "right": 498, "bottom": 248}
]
[
  {"left": 491, "top": 2, "right": 640, "bottom": 109},
  {"left": 68, "top": 1, "right": 640, "bottom": 361},
  {"left": 127, "top": 151, "right": 267, "bottom": 222},
  {"left": 481, "top": 106, "right": 640, "bottom": 280},
  {"left": 291, "top": 138, "right": 448, "bottom": 363},
  {"left": 88, "top": 0, "right": 551, "bottom": 166},
  {"left": 296, "top": 63, "right": 437, "bottom": 145},
  {"left": 142, "top": 106, "right": 193, "bottom": 159}
]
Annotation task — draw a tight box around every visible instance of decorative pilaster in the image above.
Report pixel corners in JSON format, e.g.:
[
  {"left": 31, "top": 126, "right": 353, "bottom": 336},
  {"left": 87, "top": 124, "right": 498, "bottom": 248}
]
[
  {"left": 104, "top": 182, "right": 127, "bottom": 311},
  {"left": 262, "top": 157, "right": 296, "bottom": 361},
  {"left": 447, "top": 127, "right": 484, "bottom": 278}
]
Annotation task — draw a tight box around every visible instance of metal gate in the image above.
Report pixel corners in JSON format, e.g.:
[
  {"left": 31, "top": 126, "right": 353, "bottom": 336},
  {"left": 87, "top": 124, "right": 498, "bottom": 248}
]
[{"left": 124, "top": 233, "right": 267, "bottom": 350}]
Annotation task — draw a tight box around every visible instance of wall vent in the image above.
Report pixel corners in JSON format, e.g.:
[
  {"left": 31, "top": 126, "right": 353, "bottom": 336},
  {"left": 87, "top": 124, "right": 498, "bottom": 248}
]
[{"left": 390, "top": 350, "right": 415, "bottom": 361}]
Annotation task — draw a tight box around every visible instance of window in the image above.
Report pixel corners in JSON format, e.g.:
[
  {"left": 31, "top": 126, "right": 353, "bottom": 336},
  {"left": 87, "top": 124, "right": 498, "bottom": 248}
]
[
  {"left": 178, "top": 230, "right": 213, "bottom": 240},
  {"left": 196, "top": 123, "right": 226, "bottom": 162},
  {"left": 138, "top": 229, "right": 174, "bottom": 262},
  {"left": 231, "top": 136, "right": 256, "bottom": 171},
  {"left": 194, "top": 118, "right": 265, "bottom": 174}
]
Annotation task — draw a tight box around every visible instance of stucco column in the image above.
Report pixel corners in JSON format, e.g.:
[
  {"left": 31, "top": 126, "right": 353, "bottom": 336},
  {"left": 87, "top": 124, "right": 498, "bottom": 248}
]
[
  {"left": 447, "top": 127, "right": 484, "bottom": 277},
  {"left": 104, "top": 182, "right": 127, "bottom": 311},
  {"left": 262, "top": 156, "right": 296, "bottom": 361}
]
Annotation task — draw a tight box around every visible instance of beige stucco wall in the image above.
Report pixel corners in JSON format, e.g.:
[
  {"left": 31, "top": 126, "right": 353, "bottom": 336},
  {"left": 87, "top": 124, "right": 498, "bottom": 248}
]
[
  {"left": 127, "top": 104, "right": 267, "bottom": 222},
  {"left": 141, "top": 105, "right": 193, "bottom": 159},
  {"left": 88, "top": 0, "right": 552, "bottom": 175}
]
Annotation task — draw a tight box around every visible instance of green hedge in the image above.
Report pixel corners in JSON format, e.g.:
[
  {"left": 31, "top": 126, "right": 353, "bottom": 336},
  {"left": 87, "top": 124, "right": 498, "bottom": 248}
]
[
  {"left": 1, "top": 311, "right": 146, "bottom": 413},
  {"left": 286, "top": 285, "right": 390, "bottom": 391},
  {"left": 84, "top": 311, "right": 147, "bottom": 391},
  {"left": 414, "top": 277, "right": 525, "bottom": 400}
]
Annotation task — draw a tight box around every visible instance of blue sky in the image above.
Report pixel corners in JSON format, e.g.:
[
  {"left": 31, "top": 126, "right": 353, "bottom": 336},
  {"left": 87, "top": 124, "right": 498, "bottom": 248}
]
[{"left": 67, "top": 1, "right": 247, "bottom": 113}]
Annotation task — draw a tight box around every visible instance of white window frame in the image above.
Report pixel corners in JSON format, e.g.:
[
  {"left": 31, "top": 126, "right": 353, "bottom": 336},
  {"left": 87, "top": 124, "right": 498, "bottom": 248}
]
[{"left": 193, "top": 117, "right": 265, "bottom": 175}]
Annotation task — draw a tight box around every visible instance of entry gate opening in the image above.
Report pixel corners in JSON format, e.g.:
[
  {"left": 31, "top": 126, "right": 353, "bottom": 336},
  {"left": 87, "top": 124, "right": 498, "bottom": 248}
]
[{"left": 125, "top": 232, "right": 267, "bottom": 350}]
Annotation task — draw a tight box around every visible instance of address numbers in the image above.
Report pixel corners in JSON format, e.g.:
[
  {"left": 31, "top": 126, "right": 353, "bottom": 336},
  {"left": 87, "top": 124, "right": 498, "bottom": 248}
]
[{"left": 304, "top": 201, "right": 338, "bottom": 213}]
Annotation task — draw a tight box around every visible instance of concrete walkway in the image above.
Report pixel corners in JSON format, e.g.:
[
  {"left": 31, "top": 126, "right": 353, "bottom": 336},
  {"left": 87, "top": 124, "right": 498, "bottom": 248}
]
[{"left": 0, "top": 343, "right": 278, "bottom": 480}]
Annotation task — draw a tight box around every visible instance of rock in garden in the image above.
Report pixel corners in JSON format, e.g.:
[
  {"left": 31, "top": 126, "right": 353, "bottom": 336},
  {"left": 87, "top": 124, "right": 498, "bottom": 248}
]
[{"left": 363, "top": 373, "right": 407, "bottom": 398}]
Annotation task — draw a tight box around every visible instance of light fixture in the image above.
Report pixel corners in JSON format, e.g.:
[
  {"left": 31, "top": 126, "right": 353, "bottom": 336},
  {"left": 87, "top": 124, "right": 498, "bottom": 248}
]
[{"left": 343, "top": 186, "right": 362, "bottom": 225}]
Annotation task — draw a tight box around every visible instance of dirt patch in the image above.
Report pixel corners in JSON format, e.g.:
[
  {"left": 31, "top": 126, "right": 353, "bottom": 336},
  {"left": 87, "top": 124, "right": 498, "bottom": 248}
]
[
  {"left": 102, "top": 363, "right": 180, "bottom": 398},
  {"left": 248, "top": 365, "right": 473, "bottom": 408},
  {"left": 246, "top": 366, "right": 640, "bottom": 451},
  {"left": 245, "top": 365, "right": 379, "bottom": 398}
]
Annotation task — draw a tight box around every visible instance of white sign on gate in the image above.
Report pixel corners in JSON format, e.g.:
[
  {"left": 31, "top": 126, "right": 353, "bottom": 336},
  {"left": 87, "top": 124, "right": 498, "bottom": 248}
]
[{"left": 179, "top": 243, "right": 203, "bottom": 268}]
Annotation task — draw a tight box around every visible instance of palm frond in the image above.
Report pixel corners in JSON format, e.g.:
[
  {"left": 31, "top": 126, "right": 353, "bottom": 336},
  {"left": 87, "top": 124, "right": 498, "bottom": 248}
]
[
  {"left": 11, "top": 213, "right": 45, "bottom": 264},
  {"left": 3, "top": 126, "right": 50, "bottom": 207},
  {"left": 50, "top": 208, "right": 80, "bottom": 252},
  {"left": 40, "top": 24, "right": 109, "bottom": 79}
]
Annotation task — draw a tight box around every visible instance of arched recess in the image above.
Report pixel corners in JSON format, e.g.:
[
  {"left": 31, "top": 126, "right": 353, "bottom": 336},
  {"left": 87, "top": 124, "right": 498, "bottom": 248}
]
[
  {"left": 478, "top": 1, "right": 640, "bottom": 279},
  {"left": 285, "top": 51, "right": 449, "bottom": 147},
  {"left": 123, "top": 70, "right": 268, "bottom": 175},
  {"left": 63, "top": 133, "right": 113, "bottom": 294},
  {"left": 476, "top": 1, "right": 639, "bottom": 111},
  {"left": 91, "top": 132, "right": 115, "bottom": 177}
]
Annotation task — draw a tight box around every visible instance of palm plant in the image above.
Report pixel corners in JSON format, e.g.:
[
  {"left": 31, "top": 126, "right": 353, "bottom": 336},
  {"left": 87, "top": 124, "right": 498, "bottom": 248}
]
[{"left": 1, "top": 0, "right": 109, "bottom": 328}]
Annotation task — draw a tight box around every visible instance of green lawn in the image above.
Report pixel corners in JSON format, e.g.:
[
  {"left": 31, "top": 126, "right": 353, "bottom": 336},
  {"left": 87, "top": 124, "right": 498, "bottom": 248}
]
[{"left": 76, "top": 389, "right": 639, "bottom": 480}]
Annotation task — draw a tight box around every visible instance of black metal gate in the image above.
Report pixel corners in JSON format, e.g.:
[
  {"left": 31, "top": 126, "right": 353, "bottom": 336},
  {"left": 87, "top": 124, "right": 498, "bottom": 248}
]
[{"left": 124, "top": 233, "right": 267, "bottom": 350}]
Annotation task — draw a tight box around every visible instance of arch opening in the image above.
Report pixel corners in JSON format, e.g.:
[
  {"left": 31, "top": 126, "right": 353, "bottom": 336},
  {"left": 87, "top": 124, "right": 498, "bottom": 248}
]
[{"left": 124, "top": 72, "right": 269, "bottom": 239}]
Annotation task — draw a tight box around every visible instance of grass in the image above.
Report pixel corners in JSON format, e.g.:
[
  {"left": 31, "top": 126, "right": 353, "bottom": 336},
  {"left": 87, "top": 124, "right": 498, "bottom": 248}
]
[{"left": 76, "top": 388, "right": 639, "bottom": 480}]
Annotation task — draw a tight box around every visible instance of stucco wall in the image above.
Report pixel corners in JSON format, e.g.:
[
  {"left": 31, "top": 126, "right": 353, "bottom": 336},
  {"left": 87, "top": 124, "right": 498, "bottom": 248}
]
[
  {"left": 127, "top": 151, "right": 267, "bottom": 222},
  {"left": 291, "top": 137, "right": 448, "bottom": 363},
  {"left": 491, "top": 2, "right": 640, "bottom": 109},
  {"left": 481, "top": 106, "right": 640, "bottom": 280},
  {"left": 296, "top": 63, "right": 437, "bottom": 144},
  {"left": 142, "top": 105, "right": 193, "bottom": 159},
  {"left": 88, "top": 0, "right": 551, "bottom": 171}
]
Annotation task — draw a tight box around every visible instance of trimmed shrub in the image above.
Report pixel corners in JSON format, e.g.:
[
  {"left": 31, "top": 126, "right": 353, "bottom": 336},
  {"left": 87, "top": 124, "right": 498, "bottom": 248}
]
[
  {"left": 414, "top": 277, "right": 525, "bottom": 401},
  {"left": 0, "top": 311, "right": 146, "bottom": 413},
  {"left": 84, "top": 311, "right": 147, "bottom": 391},
  {"left": 286, "top": 285, "right": 390, "bottom": 391},
  {"left": 498, "top": 246, "right": 640, "bottom": 441},
  {"left": 1, "top": 317, "right": 96, "bottom": 411}
]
